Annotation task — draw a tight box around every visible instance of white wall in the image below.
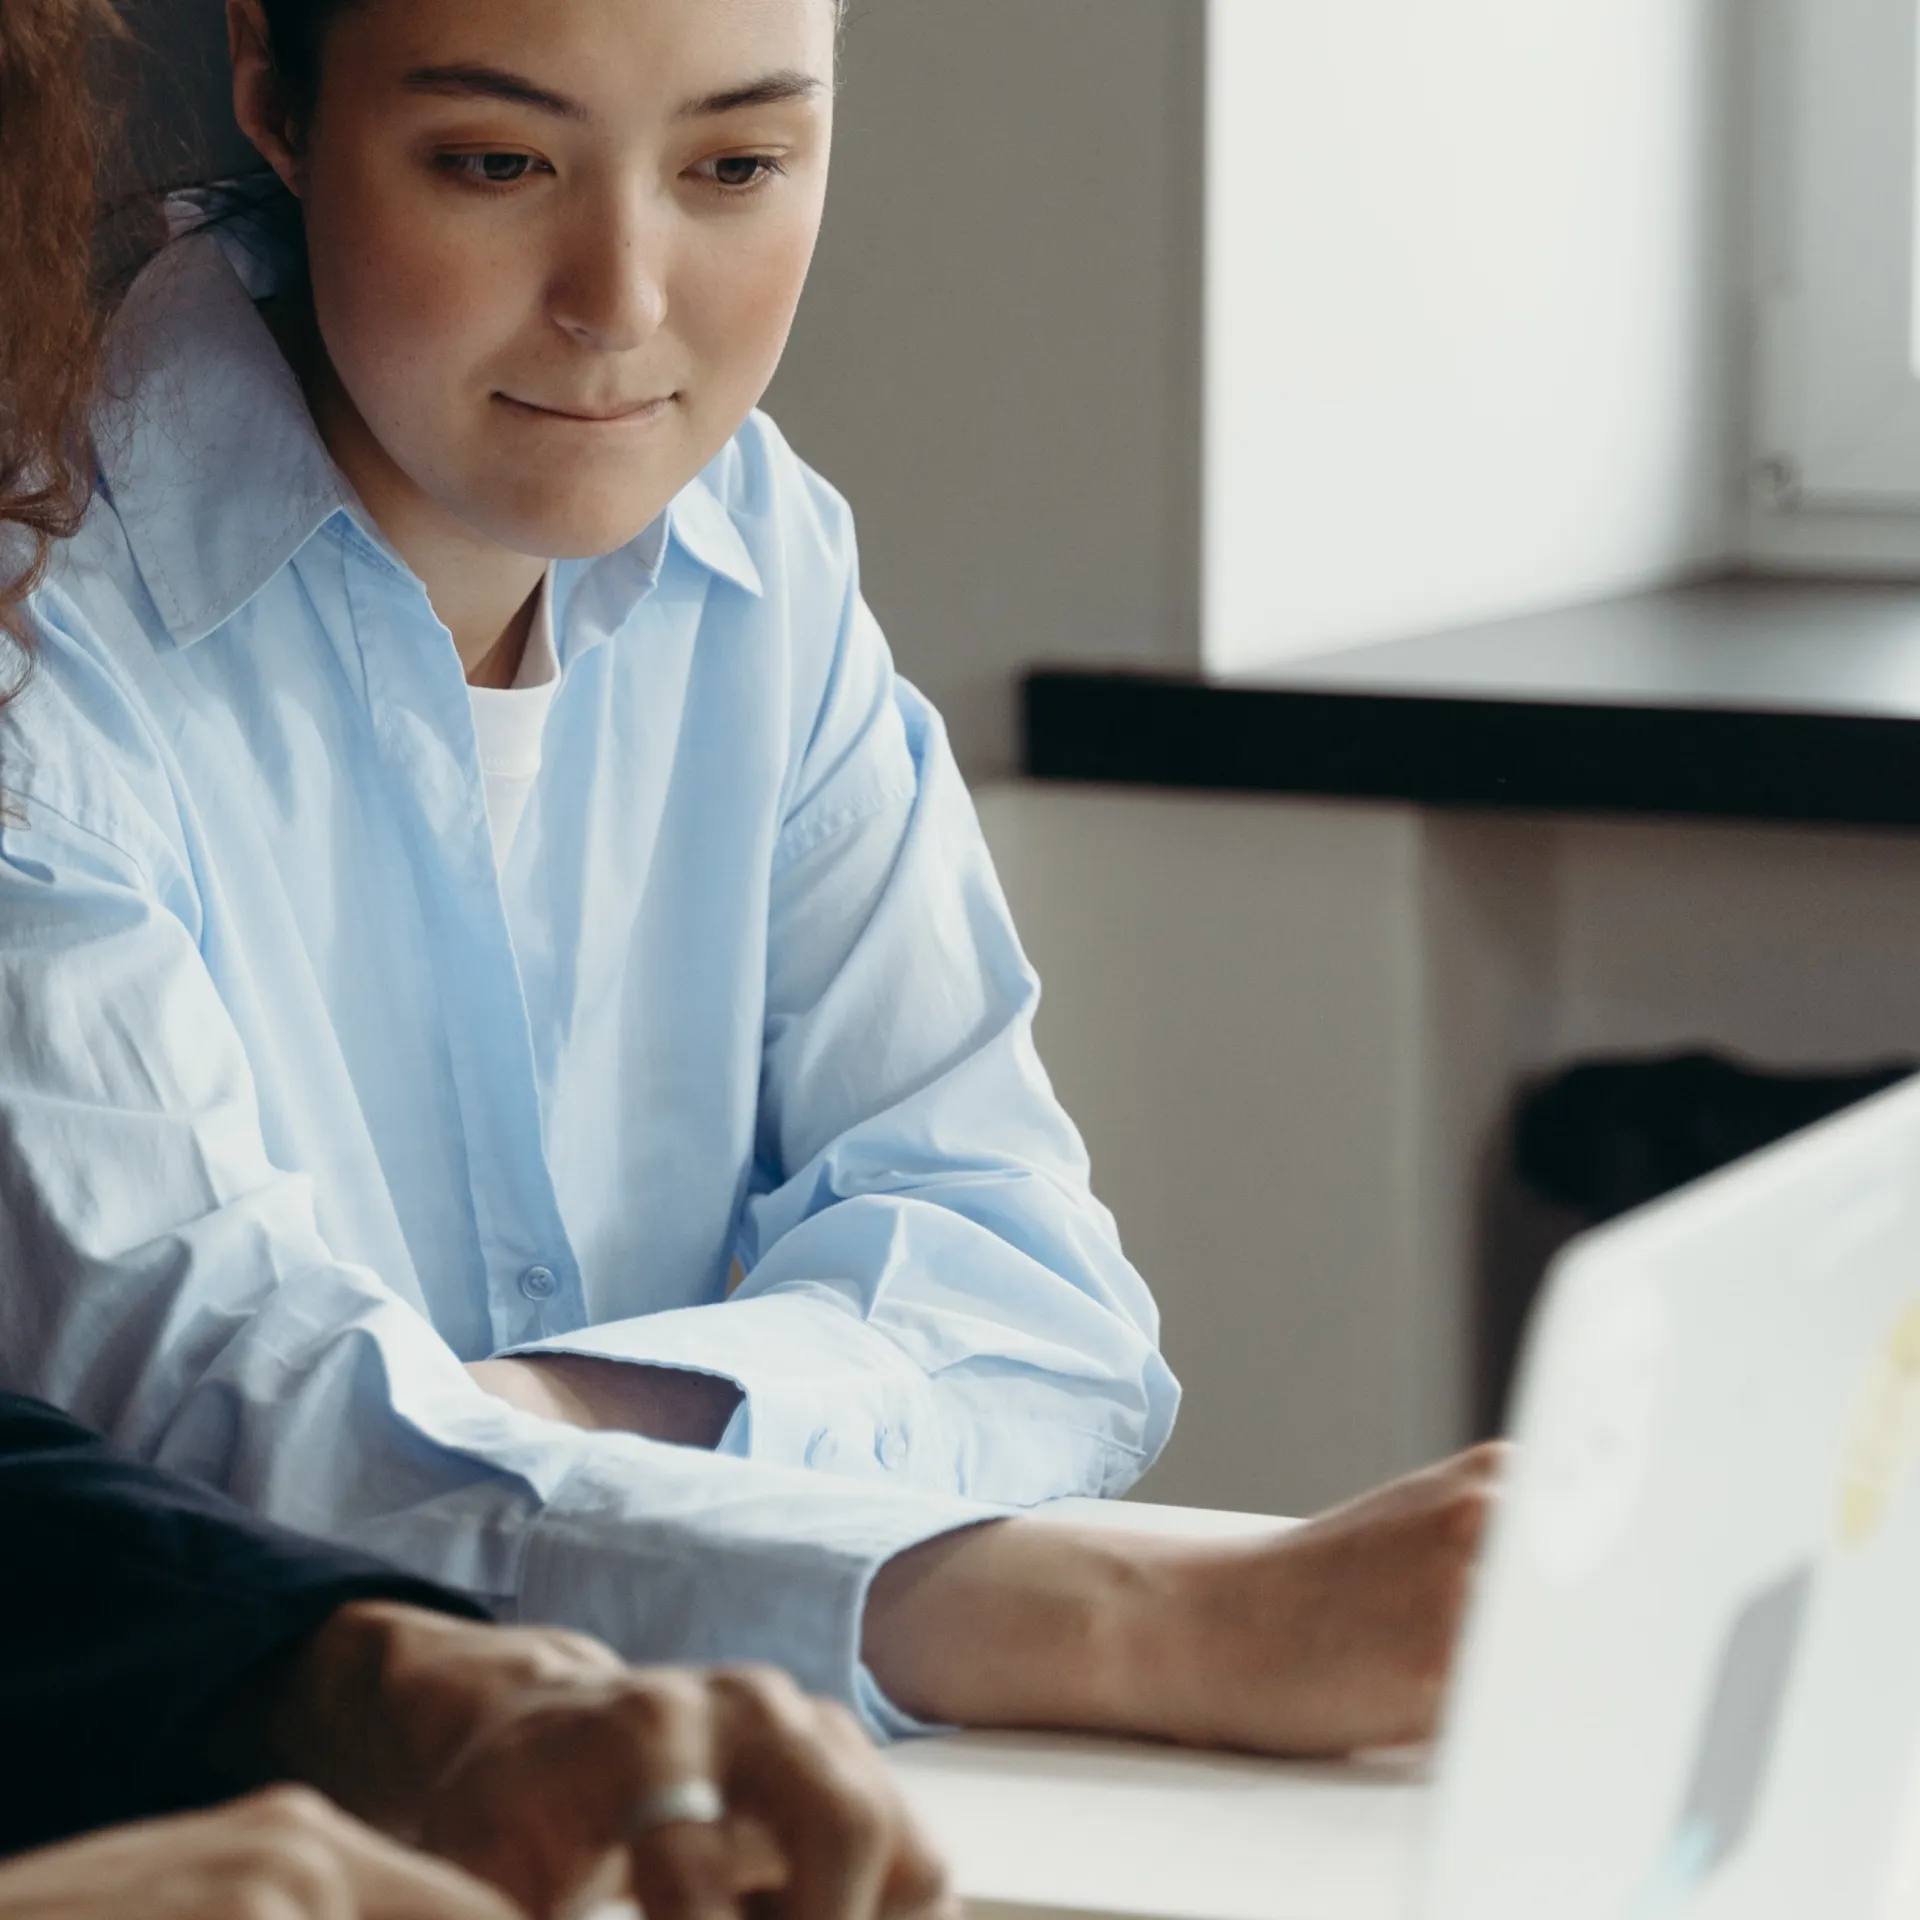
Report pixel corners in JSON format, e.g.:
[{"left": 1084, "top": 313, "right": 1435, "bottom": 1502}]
[
  {"left": 1549, "top": 818, "right": 1920, "bottom": 1067},
  {"left": 1205, "top": 0, "right": 1742, "bottom": 676},
  {"left": 1741, "top": 0, "right": 1920, "bottom": 575}
]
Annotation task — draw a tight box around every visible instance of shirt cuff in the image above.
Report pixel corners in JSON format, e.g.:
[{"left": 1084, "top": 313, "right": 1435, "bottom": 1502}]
[
  {"left": 856, "top": 1662, "right": 952, "bottom": 1742},
  {"left": 503, "top": 1287, "right": 960, "bottom": 1490},
  {"left": 511, "top": 1434, "right": 1001, "bottom": 1741}
]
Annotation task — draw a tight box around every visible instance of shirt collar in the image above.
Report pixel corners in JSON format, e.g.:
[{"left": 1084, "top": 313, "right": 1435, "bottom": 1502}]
[
  {"left": 667, "top": 467, "right": 763, "bottom": 598},
  {"left": 97, "top": 221, "right": 762, "bottom": 650},
  {"left": 97, "top": 230, "right": 348, "bottom": 646}
]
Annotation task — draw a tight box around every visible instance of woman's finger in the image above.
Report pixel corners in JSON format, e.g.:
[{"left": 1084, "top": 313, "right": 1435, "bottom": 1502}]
[
  {"left": 809, "top": 1703, "right": 956, "bottom": 1920},
  {"left": 617, "top": 1673, "right": 742, "bottom": 1920},
  {"left": 325, "top": 1805, "right": 531, "bottom": 1920},
  {"left": 710, "top": 1667, "right": 925, "bottom": 1920},
  {"left": 716, "top": 1810, "right": 789, "bottom": 1893}
]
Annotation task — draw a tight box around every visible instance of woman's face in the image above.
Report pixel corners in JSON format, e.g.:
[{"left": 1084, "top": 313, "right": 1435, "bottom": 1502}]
[{"left": 244, "top": 0, "right": 835, "bottom": 560}]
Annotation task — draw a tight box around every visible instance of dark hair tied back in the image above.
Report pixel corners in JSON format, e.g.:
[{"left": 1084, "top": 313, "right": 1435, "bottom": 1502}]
[{"left": 254, "top": 0, "right": 352, "bottom": 132}]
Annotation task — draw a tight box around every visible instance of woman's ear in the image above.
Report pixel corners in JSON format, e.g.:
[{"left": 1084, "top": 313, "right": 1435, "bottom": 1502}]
[{"left": 228, "top": 0, "right": 303, "bottom": 195}]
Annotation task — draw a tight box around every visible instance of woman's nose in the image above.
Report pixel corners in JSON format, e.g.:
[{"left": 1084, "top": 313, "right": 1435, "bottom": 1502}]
[{"left": 550, "top": 219, "right": 670, "bottom": 352}]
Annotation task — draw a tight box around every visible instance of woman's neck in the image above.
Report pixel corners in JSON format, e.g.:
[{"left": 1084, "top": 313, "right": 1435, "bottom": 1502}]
[{"left": 266, "top": 297, "right": 545, "bottom": 687}]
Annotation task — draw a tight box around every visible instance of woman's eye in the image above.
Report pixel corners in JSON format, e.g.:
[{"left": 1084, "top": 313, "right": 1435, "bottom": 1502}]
[
  {"left": 701, "top": 155, "right": 784, "bottom": 192},
  {"left": 443, "top": 152, "right": 545, "bottom": 188}
]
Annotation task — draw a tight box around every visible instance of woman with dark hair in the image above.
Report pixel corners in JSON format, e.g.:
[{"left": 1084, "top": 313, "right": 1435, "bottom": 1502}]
[
  {"left": 2, "top": 0, "right": 1499, "bottom": 1792},
  {"left": 0, "top": 9, "right": 955, "bottom": 1919}
]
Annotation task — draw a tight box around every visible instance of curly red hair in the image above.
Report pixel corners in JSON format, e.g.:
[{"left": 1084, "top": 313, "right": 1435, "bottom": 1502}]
[{"left": 0, "top": 0, "right": 117, "bottom": 664}]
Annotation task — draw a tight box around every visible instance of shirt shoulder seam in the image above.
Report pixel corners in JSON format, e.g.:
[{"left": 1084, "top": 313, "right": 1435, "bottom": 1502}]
[
  {"left": 0, "top": 782, "right": 164, "bottom": 892},
  {"left": 773, "top": 776, "right": 917, "bottom": 870}
]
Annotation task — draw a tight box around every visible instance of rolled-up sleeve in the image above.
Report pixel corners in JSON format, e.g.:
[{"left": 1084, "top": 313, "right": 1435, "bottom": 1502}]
[
  {"left": 515, "top": 496, "right": 1180, "bottom": 1506},
  {"left": 0, "top": 771, "right": 995, "bottom": 1735}
]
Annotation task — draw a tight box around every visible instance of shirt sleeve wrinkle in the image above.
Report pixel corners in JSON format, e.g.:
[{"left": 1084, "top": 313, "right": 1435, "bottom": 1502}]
[
  {"left": 774, "top": 619, "right": 903, "bottom": 851},
  {"left": 638, "top": 475, "right": 1181, "bottom": 1504},
  {"left": 0, "top": 765, "right": 992, "bottom": 1735},
  {"left": 736, "top": 424, "right": 906, "bottom": 857},
  {"left": 519, "top": 595, "right": 1177, "bottom": 1504},
  {"left": 3, "top": 600, "right": 197, "bottom": 905}
]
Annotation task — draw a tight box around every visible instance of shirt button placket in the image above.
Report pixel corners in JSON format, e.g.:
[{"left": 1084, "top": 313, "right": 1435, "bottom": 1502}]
[{"left": 518, "top": 1264, "right": 559, "bottom": 1303}]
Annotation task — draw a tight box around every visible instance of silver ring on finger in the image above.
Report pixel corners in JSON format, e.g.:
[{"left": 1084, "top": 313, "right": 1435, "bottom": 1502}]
[{"left": 631, "top": 1779, "right": 727, "bottom": 1837}]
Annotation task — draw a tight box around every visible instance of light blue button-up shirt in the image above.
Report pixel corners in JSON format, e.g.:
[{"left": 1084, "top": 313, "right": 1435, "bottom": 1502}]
[{"left": 0, "top": 231, "right": 1177, "bottom": 1722}]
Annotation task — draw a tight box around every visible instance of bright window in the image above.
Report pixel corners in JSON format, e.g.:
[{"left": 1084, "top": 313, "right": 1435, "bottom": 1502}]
[{"left": 1767, "top": 0, "right": 1920, "bottom": 508}]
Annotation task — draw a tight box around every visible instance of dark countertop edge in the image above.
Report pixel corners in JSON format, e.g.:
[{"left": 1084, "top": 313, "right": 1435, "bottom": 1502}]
[{"left": 1022, "top": 670, "right": 1920, "bottom": 832}]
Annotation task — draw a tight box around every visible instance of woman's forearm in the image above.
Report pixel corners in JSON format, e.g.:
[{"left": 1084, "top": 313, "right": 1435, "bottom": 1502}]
[
  {"left": 861, "top": 1519, "right": 1167, "bottom": 1733},
  {"left": 466, "top": 1356, "right": 741, "bottom": 1449},
  {"left": 467, "top": 1353, "right": 1504, "bottom": 1759}
]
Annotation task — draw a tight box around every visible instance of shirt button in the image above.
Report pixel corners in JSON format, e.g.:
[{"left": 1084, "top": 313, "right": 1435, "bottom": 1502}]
[
  {"left": 518, "top": 1264, "right": 559, "bottom": 1302},
  {"left": 805, "top": 1430, "right": 840, "bottom": 1470},
  {"left": 876, "top": 1426, "right": 907, "bottom": 1471}
]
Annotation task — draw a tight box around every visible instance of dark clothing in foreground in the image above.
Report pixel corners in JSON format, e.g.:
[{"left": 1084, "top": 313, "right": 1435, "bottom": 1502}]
[{"left": 0, "top": 1392, "right": 484, "bottom": 1857}]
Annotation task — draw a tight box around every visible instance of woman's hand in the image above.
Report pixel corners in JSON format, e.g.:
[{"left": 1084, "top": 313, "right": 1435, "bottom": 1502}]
[
  {"left": 420, "top": 1658, "right": 954, "bottom": 1920},
  {"left": 0, "top": 1788, "right": 522, "bottom": 1920},
  {"left": 864, "top": 1442, "right": 1508, "bottom": 1757},
  {"left": 1141, "top": 1442, "right": 1508, "bottom": 1753},
  {"left": 267, "top": 1607, "right": 954, "bottom": 1920}
]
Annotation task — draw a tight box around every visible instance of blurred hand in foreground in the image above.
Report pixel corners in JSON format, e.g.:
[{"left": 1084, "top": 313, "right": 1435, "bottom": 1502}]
[
  {"left": 262, "top": 1606, "right": 955, "bottom": 1920},
  {"left": 0, "top": 1787, "right": 523, "bottom": 1920}
]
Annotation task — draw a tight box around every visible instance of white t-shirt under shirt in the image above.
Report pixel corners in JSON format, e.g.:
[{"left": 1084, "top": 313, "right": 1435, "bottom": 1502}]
[
  {"left": 467, "top": 571, "right": 559, "bottom": 870},
  {"left": 469, "top": 570, "right": 740, "bottom": 1456}
]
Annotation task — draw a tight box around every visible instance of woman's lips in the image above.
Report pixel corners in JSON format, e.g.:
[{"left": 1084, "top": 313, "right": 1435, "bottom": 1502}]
[{"left": 497, "top": 392, "right": 677, "bottom": 423}]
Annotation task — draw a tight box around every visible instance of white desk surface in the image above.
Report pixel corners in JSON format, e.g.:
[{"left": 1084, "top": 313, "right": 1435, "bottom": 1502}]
[{"left": 882, "top": 1499, "right": 1431, "bottom": 1920}]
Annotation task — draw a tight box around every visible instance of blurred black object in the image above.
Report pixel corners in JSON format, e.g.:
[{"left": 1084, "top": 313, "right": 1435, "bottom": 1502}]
[
  {"left": 1514, "top": 1049, "right": 1916, "bottom": 1223},
  {"left": 1478, "top": 1047, "right": 1917, "bottom": 1435}
]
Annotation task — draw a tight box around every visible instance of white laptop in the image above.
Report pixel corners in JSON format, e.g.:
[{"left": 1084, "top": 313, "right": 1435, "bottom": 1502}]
[{"left": 1419, "top": 1071, "right": 1920, "bottom": 1919}]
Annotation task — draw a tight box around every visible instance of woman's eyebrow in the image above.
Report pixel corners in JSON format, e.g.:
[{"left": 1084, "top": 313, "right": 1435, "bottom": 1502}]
[
  {"left": 401, "top": 64, "right": 588, "bottom": 119},
  {"left": 397, "top": 64, "right": 825, "bottom": 123},
  {"left": 680, "top": 71, "right": 827, "bottom": 118}
]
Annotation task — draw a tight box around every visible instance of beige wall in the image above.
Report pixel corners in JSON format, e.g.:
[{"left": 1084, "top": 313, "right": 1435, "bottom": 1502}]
[
  {"left": 981, "top": 784, "right": 1920, "bottom": 1516},
  {"left": 766, "top": 2, "right": 1206, "bottom": 777},
  {"left": 980, "top": 784, "right": 1456, "bottom": 1514}
]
